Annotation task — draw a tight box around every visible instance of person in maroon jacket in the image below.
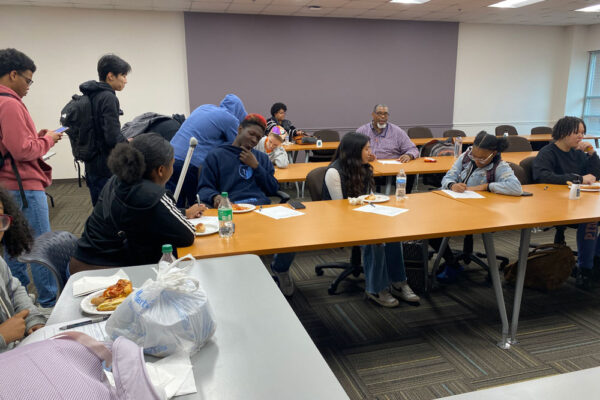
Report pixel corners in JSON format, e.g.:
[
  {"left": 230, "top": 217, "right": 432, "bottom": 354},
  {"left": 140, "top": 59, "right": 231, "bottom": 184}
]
[{"left": 0, "top": 48, "right": 62, "bottom": 311}]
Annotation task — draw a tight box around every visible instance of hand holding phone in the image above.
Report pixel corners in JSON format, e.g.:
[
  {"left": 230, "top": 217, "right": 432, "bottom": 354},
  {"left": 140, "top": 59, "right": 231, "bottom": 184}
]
[{"left": 54, "top": 126, "right": 68, "bottom": 133}]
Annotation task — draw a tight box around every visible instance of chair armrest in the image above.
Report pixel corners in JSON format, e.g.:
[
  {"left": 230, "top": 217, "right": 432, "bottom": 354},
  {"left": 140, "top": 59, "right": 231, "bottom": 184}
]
[{"left": 276, "top": 190, "right": 291, "bottom": 204}]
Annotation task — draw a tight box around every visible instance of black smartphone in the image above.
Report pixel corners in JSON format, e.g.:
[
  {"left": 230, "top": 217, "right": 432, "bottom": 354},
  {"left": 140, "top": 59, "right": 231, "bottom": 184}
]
[
  {"left": 289, "top": 200, "right": 306, "bottom": 209},
  {"left": 521, "top": 191, "right": 533, "bottom": 197}
]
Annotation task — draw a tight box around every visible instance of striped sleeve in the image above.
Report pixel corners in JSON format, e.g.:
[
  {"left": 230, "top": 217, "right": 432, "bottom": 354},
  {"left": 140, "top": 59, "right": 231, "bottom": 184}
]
[{"left": 159, "top": 193, "right": 195, "bottom": 235}]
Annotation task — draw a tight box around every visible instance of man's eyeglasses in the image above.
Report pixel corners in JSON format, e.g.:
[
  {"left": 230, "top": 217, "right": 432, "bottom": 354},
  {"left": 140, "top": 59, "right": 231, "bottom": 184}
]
[
  {"left": 0, "top": 214, "right": 13, "bottom": 232},
  {"left": 18, "top": 73, "right": 33, "bottom": 87},
  {"left": 468, "top": 152, "right": 495, "bottom": 163},
  {"left": 375, "top": 111, "right": 389, "bottom": 116}
]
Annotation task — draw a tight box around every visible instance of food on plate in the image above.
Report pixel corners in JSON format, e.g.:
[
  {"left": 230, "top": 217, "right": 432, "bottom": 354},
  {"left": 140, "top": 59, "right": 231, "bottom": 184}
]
[
  {"left": 195, "top": 223, "right": 205, "bottom": 233},
  {"left": 364, "top": 194, "right": 377, "bottom": 201},
  {"left": 96, "top": 296, "right": 126, "bottom": 312},
  {"left": 91, "top": 279, "right": 133, "bottom": 311},
  {"left": 231, "top": 203, "right": 247, "bottom": 211}
]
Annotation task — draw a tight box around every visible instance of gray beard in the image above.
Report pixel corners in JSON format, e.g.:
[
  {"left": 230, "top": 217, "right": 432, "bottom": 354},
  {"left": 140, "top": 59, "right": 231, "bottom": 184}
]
[{"left": 377, "top": 123, "right": 387, "bottom": 129}]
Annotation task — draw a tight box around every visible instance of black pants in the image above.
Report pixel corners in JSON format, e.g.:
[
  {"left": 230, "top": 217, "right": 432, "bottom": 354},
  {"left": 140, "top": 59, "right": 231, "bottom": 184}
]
[{"left": 85, "top": 173, "right": 109, "bottom": 206}]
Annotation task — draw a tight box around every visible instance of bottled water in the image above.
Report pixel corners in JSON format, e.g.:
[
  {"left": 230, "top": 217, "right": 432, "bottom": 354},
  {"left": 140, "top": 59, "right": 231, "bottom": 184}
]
[
  {"left": 454, "top": 136, "right": 463, "bottom": 158},
  {"left": 218, "top": 192, "right": 234, "bottom": 238},
  {"left": 396, "top": 169, "right": 407, "bottom": 200},
  {"left": 503, "top": 130, "right": 508, "bottom": 137},
  {"left": 158, "top": 244, "right": 175, "bottom": 272}
]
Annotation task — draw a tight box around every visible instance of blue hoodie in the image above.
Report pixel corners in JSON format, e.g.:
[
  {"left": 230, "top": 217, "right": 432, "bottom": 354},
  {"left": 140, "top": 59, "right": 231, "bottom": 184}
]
[
  {"left": 198, "top": 144, "right": 279, "bottom": 206},
  {"left": 170, "top": 94, "right": 247, "bottom": 168}
]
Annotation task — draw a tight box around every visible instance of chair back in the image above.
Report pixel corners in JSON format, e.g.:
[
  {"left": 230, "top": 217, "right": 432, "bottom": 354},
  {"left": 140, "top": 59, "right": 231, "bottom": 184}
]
[
  {"left": 504, "top": 136, "right": 532, "bottom": 152},
  {"left": 443, "top": 129, "right": 466, "bottom": 138},
  {"left": 531, "top": 126, "right": 552, "bottom": 135},
  {"left": 495, "top": 125, "right": 518, "bottom": 136},
  {"left": 18, "top": 231, "right": 78, "bottom": 297},
  {"left": 519, "top": 156, "right": 536, "bottom": 184},
  {"left": 507, "top": 161, "right": 528, "bottom": 185},
  {"left": 407, "top": 126, "right": 433, "bottom": 139},
  {"left": 309, "top": 130, "right": 339, "bottom": 162},
  {"left": 306, "top": 166, "right": 328, "bottom": 201}
]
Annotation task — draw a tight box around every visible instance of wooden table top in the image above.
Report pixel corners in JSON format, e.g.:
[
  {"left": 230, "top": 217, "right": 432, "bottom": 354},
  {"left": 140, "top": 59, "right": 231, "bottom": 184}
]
[
  {"left": 274, "top": 162, "right": 329, "bottom": 182},
  {"left": 282, "top": 142, "right": 339, "bottom": 152},
  {"left": 179, "top": 183, "right": 598, "bottom": 259},
  {"left": 460, "top": 134, "right": 599, "bottom": 145}
]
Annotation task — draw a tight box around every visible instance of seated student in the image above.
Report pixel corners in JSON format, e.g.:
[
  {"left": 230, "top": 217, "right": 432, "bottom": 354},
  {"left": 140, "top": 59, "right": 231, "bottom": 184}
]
[
  {"left": 322, "top": 132, "right": 419, "bottom": 307},
  {"left": 255, "top": 125, "right": 289, "bottom": 169},
  {"left": 0, "top": 186, "right": 45, "bottom": 352},
  {"left": 198, "top": 114, "right": 296, "bottom": 296},
  {"left": 435, "top": 131, "right": 522, "bottom": 282},
  {"left": 266, "top": 102, "right": 304, "bottom": 142},
  {"left": 70, "top": 133, "right": 204, "bottom": 274},
  {"left": 532, "top": 116, "right": 600, "bottom": 289}
]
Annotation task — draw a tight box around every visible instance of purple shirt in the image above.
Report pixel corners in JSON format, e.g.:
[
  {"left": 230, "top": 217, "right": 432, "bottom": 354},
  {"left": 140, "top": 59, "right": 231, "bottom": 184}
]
[{"left": 356, "top": 122, "right": 419, "bottom": 160}]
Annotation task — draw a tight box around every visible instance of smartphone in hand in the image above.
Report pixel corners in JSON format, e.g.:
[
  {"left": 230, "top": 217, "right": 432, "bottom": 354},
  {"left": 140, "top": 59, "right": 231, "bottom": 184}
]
[{"left": 54, "top": 126, "right": 68, "bottom": 133}]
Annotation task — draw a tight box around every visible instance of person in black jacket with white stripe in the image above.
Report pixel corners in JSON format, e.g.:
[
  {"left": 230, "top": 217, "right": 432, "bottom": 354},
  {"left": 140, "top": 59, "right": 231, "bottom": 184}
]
[{"left": 70, "top": 133, "right": 204, "bottom": 274}]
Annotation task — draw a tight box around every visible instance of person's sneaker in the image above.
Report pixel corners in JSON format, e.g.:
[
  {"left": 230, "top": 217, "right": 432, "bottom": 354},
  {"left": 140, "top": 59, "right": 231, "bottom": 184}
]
[
  {"left": 390, "top": 281, "right": 420, "bottom": 303},
  {"left": 366, "top": 289, "right": 399, "bottom": 308},
  {"left": 273, "top": 270, "right": 295, "bottom": 297},
  {"left": 436, "top": 263, "right": 463, "bottom": 284},
  {"left": 576, "top": 268, "right": 594, "bottom": 291}
]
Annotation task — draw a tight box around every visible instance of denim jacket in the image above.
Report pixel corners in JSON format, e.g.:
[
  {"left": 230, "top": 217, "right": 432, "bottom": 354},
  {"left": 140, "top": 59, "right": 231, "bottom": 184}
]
[{"left": 441, "top": 151, "right": 522, "bottom": 196}]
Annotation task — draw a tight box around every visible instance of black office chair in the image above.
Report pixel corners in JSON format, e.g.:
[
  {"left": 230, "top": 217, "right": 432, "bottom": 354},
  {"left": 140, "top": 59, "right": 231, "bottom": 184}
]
[
  {"left": 306, "top": 167, "right": 363, "bottom": 294},
  {"left": 507, "top": 162, "right": 528, "bottom": 185},
  {"left": 504, "top": 136, "right": 532, "bottom": 152},
  {"left": 531, "top": 126, "right": 552, "bottom": 135},
  {"left": 407, "top": 126, "right": 433, "bottom": 139},
  {"left": 495, "top": 125, "right": 518, "bottom": 136},
  {"left": 307, "top": 130, "right": 339, "bottom": 163}
]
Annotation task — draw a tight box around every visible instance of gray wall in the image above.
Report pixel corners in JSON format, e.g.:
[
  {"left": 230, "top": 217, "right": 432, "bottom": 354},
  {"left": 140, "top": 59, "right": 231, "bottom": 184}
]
[{"left": 184, "top": 13, "right": 458, "bottom": 136}]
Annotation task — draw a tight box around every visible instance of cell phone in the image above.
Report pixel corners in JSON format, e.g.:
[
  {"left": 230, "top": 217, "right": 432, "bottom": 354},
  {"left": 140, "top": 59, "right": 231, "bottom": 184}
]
[
  {"left": 55, "top": 126, "right": 68, "bottom": 133},
  {"left": 521, "top": 191, "right": 533, "bottom": 197},
  {"left": 288, "top": 200, "right": 306, "bottom": 209}
]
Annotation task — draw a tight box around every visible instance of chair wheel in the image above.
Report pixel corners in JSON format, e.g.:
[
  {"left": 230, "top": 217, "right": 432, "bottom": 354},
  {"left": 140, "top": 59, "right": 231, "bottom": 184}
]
[
  {"left": 315, "top": 268, "right": 324, "bottom": 276},
  {"left": 327, "top": 287, "right": 337, "bottom": 295},
  {"left": 352, "top": 270, "right": 361, "bottom": 277}
]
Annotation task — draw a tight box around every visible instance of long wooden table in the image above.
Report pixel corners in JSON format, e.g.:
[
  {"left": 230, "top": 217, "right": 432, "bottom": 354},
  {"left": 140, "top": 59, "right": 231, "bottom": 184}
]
[{"left": 460, "top": 133, "right": 600, "bottom": 147}]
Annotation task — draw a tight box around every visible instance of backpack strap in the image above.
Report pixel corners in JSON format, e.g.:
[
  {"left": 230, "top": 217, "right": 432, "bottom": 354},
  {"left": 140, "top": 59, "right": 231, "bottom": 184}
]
[
  {"left": 485, "top": 155, "right": 502, "bottom": 184},
  {"left": 0, "top": 93, "right": 28, "bottom": 208}
]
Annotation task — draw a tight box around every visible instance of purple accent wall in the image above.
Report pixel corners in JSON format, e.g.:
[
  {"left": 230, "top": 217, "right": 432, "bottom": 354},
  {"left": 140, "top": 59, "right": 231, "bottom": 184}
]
[{"left": 184, "top": 13, "right": 458, "bottom": 136}]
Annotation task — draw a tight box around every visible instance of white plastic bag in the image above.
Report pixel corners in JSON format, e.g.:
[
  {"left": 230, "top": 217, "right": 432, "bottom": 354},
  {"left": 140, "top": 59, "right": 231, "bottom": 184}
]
[{"left": 105, "top": 254, "right": 216, "bottom": 357}]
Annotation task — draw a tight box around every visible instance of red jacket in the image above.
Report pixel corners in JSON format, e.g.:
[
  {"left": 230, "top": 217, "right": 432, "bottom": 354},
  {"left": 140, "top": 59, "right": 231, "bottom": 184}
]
[{"left": 0, "top": 85, "right": 53, "bottom": 191}]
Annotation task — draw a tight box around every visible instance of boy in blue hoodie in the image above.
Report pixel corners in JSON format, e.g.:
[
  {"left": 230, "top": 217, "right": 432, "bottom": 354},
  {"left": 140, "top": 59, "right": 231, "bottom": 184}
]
[{"left": 168, "top": 94, "right": 247, "bottom": 207}]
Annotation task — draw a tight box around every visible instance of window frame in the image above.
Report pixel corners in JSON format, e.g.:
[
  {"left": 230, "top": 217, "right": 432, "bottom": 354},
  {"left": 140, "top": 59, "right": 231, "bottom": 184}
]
[{"left": 583, "top": 50, "right": 600, "bottom": 132}]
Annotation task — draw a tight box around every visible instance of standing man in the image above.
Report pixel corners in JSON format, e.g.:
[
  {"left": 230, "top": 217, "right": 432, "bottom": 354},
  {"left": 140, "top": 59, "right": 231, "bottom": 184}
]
[
  {"left": 168, "top": 94, "right": 247, "bottom": 207},
  {"left": 356, "top": 104, "right": 419, "bottom": 192},
  {"left": 80, "top": 54, "right": 131, "bottom": 205},
  {"left": 0, "top": 48, "right": 63, "bottom": 310}
]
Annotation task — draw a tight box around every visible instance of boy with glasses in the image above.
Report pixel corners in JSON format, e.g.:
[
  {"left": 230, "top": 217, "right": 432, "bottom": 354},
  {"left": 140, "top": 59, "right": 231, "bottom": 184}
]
[{"left": 0, "top": 48, "right": 63, "bottom": 312}]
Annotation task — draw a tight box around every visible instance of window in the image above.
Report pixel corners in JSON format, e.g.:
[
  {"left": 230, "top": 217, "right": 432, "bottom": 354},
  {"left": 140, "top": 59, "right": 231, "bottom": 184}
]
[{"left": 583, "top": 51, "right": 600, "bottom": 134}]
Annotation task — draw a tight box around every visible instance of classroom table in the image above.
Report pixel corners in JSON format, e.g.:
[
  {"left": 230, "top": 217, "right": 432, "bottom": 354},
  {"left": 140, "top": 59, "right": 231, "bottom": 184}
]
[
  {"left": 460, "top": 133, "right": 600, "bottom": 147},
  {"left": 47, "top": 255, "right": 350, "bottom": 400}
]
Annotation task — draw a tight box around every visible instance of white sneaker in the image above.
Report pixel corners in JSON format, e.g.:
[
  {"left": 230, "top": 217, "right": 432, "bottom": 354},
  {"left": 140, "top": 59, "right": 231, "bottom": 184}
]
[
  {"left": 390, "top": 281, "right": 420, "bottom": 303},
  {"left": 366, "top": 289, "right": 399, "bottom": 308},
  {"left": 274, "top": 271, "right": 295, "bottom": 296}
]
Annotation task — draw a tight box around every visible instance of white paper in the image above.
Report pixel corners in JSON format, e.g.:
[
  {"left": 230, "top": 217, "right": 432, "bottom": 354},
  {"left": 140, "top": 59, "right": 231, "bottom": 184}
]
[
  {"left": 187, "top": 216, "right": 219, "bottom": 226},
  {"left": 19, "top": 318, "right": 108, "bottom": 346},
  {"left": 441, "top": 189, "right": 485, "bottom": 199},
  {"left": 151, "top": 352, "right": 196, "bottom": 398},
  {"left": 72, "top": 269, "right": 130, "bottom": 297},
  {"left": 354, "top": 205, "right": 409, "bottom": 217},
  {"left": 377, "top": 159, "right": 402, "bottom": 165},
  {"left": 255, "top": 206, "right": 304, "bottom": 220}
]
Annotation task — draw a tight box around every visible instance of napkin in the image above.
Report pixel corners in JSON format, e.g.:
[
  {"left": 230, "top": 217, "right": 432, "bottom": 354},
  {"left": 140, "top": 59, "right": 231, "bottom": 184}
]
[
  {"left": 255, "top": 206, "right": 304, "bottom": 220},
  {"left": 377, "top": 159, "right": 403, "bottom": 164},
  {"left": 354, "top": 205, "right": 408, "bottom": 217},
  {"left": 147, "top": 352, "right": 196, "bottom": 398},
  {"left": 72, "top": 269, "right": 130, "bottom": 297}
]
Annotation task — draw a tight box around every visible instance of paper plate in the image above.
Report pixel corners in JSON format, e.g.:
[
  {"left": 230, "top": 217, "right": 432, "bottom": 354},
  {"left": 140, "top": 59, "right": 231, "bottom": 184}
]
[
  {"left": 80, "top": 289, "right": 133, "bottom": 315},
  {"left": 358, "top": 194, "right": 390, "bottom": 203},
  {"left": 232, "top": 203, "right": 256, "bottom": 213},
  {"left": 194, "top": 223, "right": 219, "bottom": 236},
  {"left": 568, "top": 183, "right": 600, "bottom": 192}
]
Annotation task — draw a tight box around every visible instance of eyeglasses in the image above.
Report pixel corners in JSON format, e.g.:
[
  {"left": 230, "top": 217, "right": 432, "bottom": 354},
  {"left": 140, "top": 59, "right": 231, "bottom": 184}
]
[
  {"left": 375, "top": 111, "right": 389, "bottom": 116},
  {"left": 0, "top": 214, "right": 13, "bottom": 232},
  {"left": 18, "top": 73, "right": 33, "bottom": 87},
  {"left": 468, "top": 152, "right": 495, "bottom": 163}
]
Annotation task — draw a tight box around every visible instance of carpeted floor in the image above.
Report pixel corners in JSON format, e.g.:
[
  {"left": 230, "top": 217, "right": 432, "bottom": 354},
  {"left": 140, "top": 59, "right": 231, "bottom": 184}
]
[{"left": 47, "top": 179, "right": 600, "bottom": 399}]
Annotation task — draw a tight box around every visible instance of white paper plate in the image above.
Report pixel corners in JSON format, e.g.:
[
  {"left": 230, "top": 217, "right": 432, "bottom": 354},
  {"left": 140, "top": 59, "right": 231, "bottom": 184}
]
[
  {"left": 232, "top": 203, "right": 256, "bottom": 213},
  {"left": 195, "top": 223, "right": 219, "bottom": 236},
  {"left": 358, "top": 194, "right": 390, "bottom": 203},
  {"left": 568, "top": 183, "right": 600, "bottom": 192},
  {"left": 80, "top": 289, "right": 132, "bottom": 315}
]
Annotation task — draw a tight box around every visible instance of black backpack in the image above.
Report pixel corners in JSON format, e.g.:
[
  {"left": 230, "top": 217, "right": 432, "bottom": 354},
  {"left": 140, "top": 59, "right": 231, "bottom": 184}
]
[{"left": 60, "top": 94, "right": 97, "bottom": 162}]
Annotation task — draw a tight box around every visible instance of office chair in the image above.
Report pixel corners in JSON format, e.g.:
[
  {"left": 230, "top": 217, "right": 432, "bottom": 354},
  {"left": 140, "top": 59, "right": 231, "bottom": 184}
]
[
  {"left": 531, "top": 126, "right": 552, "bottom": 135},
  {"left": 443, "top": 129, "right": 466, "bottom": 138},
  {"left": 495, "top": 125, "right": 518, "bottom": 136},
  {"left": 307, "top": 130, "right": 339, "bottom": 163},
  {"left": 504, "top": 136, "right": 532, "bottom": 152},
  {"left": 407, "top": 126, "right": 433, "bottom": 139}
]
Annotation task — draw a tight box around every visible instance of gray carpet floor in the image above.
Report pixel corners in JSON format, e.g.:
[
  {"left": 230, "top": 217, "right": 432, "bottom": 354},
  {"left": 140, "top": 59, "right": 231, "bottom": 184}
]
[{"left": 47, "top": 179, "right": 600, "bottom": 399}]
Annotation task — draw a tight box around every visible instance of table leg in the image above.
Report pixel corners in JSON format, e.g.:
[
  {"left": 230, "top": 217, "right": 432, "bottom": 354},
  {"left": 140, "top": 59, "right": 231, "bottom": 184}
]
[
  {"left": 384, "top": 176, "right": 393, "bottom": 195},
  {"left": 429, "top": 237, "right": 449, "bottom": 290},
  {"left": 294, "top": 182, "right": 300, "bottom": 198},
  {"left": 509, "top": 228, "right": 531, "bottom": 345},
  {"left": 595, "top": 138, "right": 599, "bottom": 148},
  {"left": 481, "top": 232, "right": 510, "bottom": 349}
]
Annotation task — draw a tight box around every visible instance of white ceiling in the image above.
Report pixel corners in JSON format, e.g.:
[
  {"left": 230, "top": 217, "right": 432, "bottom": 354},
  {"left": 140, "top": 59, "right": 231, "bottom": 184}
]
[{"left": 2, "top": 0, "right": 600, "bottom": 25}]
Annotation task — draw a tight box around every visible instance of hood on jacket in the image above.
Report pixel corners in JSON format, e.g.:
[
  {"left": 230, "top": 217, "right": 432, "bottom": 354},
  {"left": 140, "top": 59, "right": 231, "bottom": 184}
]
[
  {"left": 79, "top": 80, "right": 115, "bottom": 95},
  {"left": 219, "top": 94, "right": 247, "bottom": 124},
  {"left": 103, "top": 176, "right": 167, "bottom": 214}
]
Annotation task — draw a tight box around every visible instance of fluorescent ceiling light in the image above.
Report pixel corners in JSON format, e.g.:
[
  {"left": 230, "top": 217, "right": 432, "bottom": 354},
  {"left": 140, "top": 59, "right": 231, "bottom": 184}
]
[
  {"left": 576, "top": 4, "right": 600, "bottom": 12},
  {"left": 390, "top": 0, "right": 430, "bottom": 4},
  {"left": 489, "top": 0, "right": 545, "bottom": 8}
]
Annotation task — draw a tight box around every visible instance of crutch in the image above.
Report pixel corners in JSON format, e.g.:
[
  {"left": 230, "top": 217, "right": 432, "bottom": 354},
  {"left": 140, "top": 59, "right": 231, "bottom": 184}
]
[{"left": 173, "top": 137, "right": 198, "bottom": 204}]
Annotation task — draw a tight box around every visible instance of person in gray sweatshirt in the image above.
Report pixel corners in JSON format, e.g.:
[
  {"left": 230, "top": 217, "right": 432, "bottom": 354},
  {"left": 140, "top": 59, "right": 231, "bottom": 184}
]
[{"left": 0, "top": 186, "right": 45, "bottom": 351}]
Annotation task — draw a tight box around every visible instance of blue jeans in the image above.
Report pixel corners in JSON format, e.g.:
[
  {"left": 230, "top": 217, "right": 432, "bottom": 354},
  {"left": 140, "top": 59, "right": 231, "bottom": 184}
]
[
  {"left": 6, "top": 190, "right": 56, "bottom": 307},
  {"left": 271, "top": 252, "right": 296, "bottom": 273},
  {"left": 85, "top": 173, "right": 109, "bottom": 206},
  {"left": 166, "top": 159, "right": 200, "bottom": 208},
  {"left": 576, "top": 222, "right": 600, "bottom": 269},
  {"left": 362, "top": 242, "right": 407, "bottom": 294}
]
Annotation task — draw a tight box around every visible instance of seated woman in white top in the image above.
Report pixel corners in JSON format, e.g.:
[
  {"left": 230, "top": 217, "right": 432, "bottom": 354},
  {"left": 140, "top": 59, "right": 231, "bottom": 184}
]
[{"left": 321, "top": 132, "right": 419, "bottom": 308}]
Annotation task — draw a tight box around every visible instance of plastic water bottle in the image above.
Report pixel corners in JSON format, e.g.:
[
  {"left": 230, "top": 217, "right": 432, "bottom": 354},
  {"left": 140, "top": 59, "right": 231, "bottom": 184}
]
[
  {"left": 503, "top": 130, "right": 508, "bottom": 137},
  {"left": 158, "top": 244, "right": 175, "bottom": 271},
  {"left": 218, "top": 192, "right": 234, "bottom": 238},
  {"left": 569, "top": 179, "right": 581, "bottom": 200},
  {"left": 395, "top": 169, "right": 407, "bottom": 200},
  {"left": 454, "top": 136, "right": 463, "bottom": 158}
]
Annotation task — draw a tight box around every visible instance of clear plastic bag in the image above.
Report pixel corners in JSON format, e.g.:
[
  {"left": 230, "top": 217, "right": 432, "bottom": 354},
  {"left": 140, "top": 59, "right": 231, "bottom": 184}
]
[{"left": 105, "top": 254, "right": 216, "bottom": 357}]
